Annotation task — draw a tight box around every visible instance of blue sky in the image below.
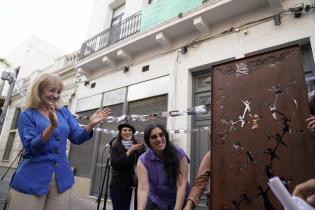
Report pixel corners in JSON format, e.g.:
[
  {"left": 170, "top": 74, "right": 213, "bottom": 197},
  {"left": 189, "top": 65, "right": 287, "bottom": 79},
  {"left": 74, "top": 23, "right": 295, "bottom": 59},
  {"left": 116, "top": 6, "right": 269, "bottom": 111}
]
[{"left": 0, "top": 0, "right": 94, "bottom": 56}]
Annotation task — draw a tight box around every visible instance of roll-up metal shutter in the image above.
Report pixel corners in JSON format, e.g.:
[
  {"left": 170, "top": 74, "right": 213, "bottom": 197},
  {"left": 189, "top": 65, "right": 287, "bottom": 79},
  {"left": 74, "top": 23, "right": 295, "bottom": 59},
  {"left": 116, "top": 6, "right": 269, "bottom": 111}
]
[{"left": 127, "top": 94, "right": 168, "bottom": 140}]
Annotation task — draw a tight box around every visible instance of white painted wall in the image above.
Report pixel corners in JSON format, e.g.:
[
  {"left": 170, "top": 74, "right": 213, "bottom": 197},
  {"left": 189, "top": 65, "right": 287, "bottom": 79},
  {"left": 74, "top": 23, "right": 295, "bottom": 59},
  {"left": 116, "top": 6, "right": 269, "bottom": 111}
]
[
  {"left": 75, "top": 51, "right": 177, "bottom": 99},
  {"left": 125, "top": 0, "right": 142, "bottom": 16},
  {"left": 86, "top": 0, "right": 113, "bottom": 38},
  {"left": 78, "top": 0, "right": 315, "bottom": 156}
]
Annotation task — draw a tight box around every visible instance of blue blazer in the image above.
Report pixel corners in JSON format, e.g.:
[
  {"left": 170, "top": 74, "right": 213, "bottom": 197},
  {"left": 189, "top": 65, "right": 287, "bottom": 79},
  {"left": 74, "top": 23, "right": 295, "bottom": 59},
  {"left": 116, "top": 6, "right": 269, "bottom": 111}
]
[{"left": 10, "top": 107, "right": 92, "bottom": 195}]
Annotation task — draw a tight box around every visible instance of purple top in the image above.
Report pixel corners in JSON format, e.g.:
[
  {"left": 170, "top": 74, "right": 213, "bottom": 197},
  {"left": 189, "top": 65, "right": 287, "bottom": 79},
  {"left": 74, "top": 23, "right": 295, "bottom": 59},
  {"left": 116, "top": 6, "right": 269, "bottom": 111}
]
[{"left": 139, "top": 147, "right": 190, "bottom": 210}]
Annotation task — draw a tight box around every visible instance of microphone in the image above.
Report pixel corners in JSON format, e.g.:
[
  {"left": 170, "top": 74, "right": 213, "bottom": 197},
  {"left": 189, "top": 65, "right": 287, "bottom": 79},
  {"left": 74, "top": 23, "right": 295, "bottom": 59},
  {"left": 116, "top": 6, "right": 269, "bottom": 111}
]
[{"left": 105, "top": 135, "right": 116, "bottom": 148}]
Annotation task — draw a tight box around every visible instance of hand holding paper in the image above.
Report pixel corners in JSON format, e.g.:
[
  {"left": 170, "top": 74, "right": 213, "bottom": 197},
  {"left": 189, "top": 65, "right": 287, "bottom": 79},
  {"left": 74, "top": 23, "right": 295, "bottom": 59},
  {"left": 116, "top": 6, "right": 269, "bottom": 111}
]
[{"left": 268, "top": 177, "right": 315, "bottom": 210}]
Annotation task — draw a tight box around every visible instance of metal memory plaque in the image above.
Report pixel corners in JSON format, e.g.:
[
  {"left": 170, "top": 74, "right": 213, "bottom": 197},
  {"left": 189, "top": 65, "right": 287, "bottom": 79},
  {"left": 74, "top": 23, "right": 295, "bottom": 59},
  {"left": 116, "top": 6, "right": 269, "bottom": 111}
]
[{"left": 211, "top": 46, "right": 315, "bottom": 210}]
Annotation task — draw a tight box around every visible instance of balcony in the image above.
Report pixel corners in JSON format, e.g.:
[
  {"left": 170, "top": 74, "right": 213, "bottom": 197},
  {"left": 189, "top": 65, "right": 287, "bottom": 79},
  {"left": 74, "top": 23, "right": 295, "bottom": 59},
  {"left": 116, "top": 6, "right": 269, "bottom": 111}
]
[
  {"left": 77, "top": 0, "right": 281, "bottom": 72},
  {"left": 80, "top": 12, "right": 141, "bottom": 59}
]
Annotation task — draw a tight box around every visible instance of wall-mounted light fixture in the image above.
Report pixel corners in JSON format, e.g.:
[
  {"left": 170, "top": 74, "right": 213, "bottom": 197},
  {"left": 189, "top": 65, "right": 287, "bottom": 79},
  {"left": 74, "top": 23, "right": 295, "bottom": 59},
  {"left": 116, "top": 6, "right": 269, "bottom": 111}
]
[
  {"left": 142, "top": 65, "right": 150, "bottom": 72},
  {"left": 304, "top": 4, "right": 311, "bottom": 12},
  {"left": 181, "top": 46, "right": 188, "bottom": 55},
  {"left": 295, "top": 4, "right": 304, "bottom": 18},
  {"left": 123, "top": 66, "right": 129, "bottom": 73},
  {"left": 273, "top": 14, "right": 281, "bottom": 26}
]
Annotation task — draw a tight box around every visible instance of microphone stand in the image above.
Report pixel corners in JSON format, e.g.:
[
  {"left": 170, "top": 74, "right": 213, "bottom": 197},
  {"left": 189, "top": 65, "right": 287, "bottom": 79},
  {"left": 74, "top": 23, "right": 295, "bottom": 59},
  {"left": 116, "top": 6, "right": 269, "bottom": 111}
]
[
  {"left": 97, "top": 136, "right": 115, "bottom": 210},
  {"left": 0, "top": 150, "right": 22, "bottom": 181},
  {"left": 1, "top": 150, "right": 23, "bottom": 210}
]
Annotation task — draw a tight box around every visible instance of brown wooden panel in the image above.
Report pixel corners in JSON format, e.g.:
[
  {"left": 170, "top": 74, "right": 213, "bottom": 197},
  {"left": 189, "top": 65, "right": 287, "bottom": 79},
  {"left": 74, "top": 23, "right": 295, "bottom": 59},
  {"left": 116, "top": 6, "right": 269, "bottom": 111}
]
[{"left": 211, "top": 46, "right": 315, "bottom": 210}]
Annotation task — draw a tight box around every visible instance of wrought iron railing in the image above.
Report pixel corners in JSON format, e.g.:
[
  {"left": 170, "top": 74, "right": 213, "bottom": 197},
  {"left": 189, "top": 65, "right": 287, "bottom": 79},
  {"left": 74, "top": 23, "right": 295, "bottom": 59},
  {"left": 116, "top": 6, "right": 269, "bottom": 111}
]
[{"left": 79, "top": 12, "right": 141, "bottom": 59}]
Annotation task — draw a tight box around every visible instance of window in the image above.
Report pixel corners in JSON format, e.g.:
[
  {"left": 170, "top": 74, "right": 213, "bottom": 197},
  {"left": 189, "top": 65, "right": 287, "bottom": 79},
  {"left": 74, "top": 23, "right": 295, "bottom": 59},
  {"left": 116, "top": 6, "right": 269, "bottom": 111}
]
[
  {"left": 2, "top": 108, "right": 21, "bottom": 161},
  {"left": 10, "top": 108, "right": 21, "bottom": 130},
  {"left": 302, "top": 44, "right": 315, "bottom": 93},
  {"left": 111, "top": 4, "right": 125, "bottom": 26},
  {"left": 109, "top": 4, "right": 125, "bottom": 44},
  {"left": 302, "top": 44, "right": 315, "bottom": 74},
  {"left": 127, "top": 95, "right": 168, "bottom": 137}
]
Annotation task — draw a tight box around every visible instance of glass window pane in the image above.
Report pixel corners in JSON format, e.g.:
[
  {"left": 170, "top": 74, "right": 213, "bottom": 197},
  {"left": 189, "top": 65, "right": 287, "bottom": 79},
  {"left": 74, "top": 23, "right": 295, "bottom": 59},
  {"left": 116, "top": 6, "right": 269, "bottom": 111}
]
[{"left": 2, "top": 132, "right": 16, "bottom": 160}]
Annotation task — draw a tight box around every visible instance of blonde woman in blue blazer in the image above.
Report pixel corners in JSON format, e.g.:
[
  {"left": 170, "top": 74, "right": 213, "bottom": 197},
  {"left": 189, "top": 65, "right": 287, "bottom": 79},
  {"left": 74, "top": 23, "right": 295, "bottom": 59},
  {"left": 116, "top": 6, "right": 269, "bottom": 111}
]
[{"left": 8, "top": 73, "right": 111, "bottom": 210}]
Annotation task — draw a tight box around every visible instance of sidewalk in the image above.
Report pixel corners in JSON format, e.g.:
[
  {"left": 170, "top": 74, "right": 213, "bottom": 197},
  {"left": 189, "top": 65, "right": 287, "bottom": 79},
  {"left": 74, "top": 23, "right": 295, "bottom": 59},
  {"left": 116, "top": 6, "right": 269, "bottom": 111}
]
[{"left": 70, "top": 195, "right": 113, "bottom": 210}]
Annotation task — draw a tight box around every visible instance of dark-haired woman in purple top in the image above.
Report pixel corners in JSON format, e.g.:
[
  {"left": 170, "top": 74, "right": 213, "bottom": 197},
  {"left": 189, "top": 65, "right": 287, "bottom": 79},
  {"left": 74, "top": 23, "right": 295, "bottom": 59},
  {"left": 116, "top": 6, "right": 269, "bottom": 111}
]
[{"left": 136, "top": 124, "right": 190, "bottom": 210}]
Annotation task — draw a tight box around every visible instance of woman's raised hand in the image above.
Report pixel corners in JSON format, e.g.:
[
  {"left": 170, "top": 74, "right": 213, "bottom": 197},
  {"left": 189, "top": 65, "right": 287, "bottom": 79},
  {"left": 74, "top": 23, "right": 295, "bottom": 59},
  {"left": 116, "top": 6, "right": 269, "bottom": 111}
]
[
  {"left": 90, "top": 108, "right": 112, "bottom": 126},
  {"left": 48, "top": 103, "right": 58, "bottom": 128},
  {"left": 85, "top": 108, "right": 111, "bottom": 133}
]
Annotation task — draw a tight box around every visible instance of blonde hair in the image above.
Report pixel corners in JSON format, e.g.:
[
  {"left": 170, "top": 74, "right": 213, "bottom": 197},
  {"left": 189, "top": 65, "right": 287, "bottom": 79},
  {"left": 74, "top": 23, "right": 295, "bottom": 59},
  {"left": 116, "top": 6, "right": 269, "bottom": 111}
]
[{"left": 25, "top": 73, "right": 64, "bottom": 109}]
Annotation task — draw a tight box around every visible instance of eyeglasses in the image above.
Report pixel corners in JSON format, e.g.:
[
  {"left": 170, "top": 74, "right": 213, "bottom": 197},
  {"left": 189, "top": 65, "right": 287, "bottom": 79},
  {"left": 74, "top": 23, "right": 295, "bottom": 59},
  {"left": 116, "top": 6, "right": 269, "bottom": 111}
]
[{"left": 150, "top": 132, "right": 165, "bottom": 140}]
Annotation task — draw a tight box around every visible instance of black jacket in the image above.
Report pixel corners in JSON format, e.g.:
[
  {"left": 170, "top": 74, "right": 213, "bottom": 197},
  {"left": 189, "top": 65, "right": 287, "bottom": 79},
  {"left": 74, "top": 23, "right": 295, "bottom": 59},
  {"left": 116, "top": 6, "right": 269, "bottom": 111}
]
[{"left": 109, "top": 137, "right": 145, "bottom": 192}]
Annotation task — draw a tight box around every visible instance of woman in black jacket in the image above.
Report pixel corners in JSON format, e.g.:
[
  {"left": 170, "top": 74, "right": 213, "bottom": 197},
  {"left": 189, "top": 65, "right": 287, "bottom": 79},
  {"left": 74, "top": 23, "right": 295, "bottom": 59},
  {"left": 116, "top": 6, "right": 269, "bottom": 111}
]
[{"left": 110, "top": 123, "right": 145, "bottom": 210}]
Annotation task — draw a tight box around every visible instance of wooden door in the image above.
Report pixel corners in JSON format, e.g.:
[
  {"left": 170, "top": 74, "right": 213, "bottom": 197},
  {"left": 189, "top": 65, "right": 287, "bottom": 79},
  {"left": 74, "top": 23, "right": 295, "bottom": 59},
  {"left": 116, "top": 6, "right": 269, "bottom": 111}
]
[{"left": 192, "top": 72, "right": 211, "bottom": 209}]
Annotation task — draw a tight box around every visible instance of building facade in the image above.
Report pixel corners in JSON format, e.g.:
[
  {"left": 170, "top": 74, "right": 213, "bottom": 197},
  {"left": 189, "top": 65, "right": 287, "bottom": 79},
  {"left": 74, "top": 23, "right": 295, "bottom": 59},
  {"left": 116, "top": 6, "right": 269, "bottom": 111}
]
[
  {"left": 73, "top": 0, "right": 315, "bottom": 208},
  {"left": 0, "top": 0, "right": 315, "bottom": 209}
]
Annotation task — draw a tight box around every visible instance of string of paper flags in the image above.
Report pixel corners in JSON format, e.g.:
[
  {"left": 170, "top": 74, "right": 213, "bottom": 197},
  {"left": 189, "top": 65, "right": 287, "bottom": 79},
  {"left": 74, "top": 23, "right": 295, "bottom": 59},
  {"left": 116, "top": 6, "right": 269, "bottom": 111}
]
[
  {"left": 74, "top": 104, "right": 210, "bottom": 123},
  {"left": 88, "top": 125, "right": 210, "bottom": 136},
  {"left": 76, "top": 103, "right": 210, "bottom": 135}
]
